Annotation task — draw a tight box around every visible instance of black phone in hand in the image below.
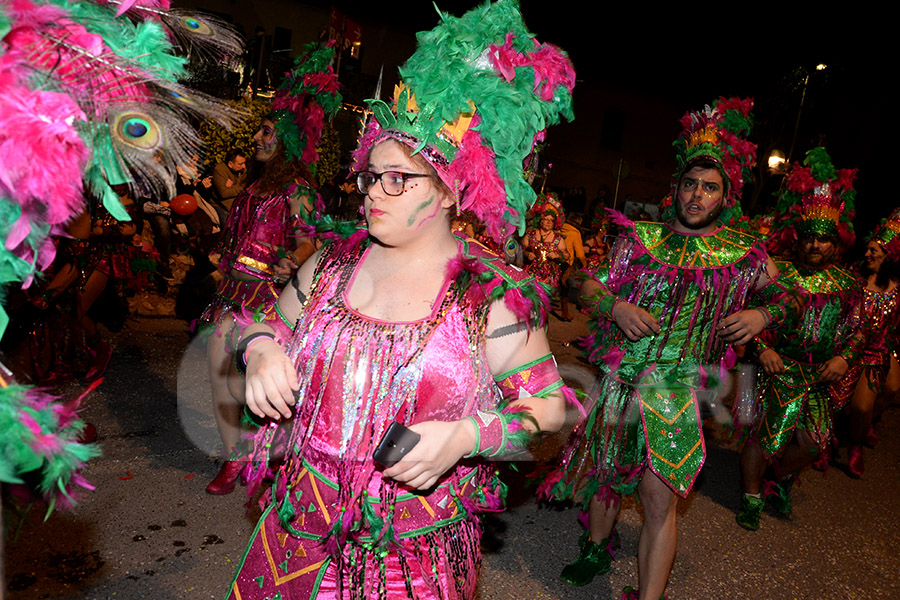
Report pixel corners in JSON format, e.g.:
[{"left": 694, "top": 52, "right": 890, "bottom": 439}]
[{"left": 373, "top": 422, "right": 420, "bottom": 467}]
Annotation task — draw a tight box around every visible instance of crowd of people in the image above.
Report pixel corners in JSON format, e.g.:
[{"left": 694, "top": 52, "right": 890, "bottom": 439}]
[{"left": 3, "top": 2, "right": 897, "bottom": 600}]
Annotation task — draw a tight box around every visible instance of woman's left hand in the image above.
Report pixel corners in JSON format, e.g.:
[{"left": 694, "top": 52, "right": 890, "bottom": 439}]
[{"left": 383, "top": 420, "right": 476, "bottom": 491}]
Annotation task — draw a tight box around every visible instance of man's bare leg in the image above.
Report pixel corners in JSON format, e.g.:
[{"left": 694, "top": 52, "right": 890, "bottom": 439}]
[
  {"left": 636, "top": 472, "right": 678, "bottom": 600},
  {"left": 589, "top": 493, "right": 621, "bottom": 542},
  {"left": 740, "top": 436, "right": 767, "bottom": 494}
]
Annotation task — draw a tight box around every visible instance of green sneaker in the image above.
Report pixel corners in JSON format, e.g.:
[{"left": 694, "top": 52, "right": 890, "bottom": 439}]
[
  {"left": 736, "top": 494, "right": 764, "bottom": 530},
  {"left": 767, "top": 477, "right": 793, "bottom": 516},
  {"left": 560, "top": 529, "right": 617, "bottom": 587}
]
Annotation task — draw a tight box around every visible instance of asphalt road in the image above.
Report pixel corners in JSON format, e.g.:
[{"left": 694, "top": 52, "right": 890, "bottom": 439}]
[{"left": 5, "top": 312, "right": 899, "bottom": 599}]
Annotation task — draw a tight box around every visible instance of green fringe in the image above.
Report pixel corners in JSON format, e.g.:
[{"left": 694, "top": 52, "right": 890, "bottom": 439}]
[
  {"left": 360, "top": 495, "right": 384, "bottom": 542},
  {"left": 277, "top": 492, "right": 296, "bottom": 524}
]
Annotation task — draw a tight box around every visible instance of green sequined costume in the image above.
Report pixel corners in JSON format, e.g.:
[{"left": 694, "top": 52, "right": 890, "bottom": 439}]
[
  {"left": 753, "top": 261, "right": 866, "bottom": 457},
  {"left": 541, "top": 216, "right": 778, "bottom": 500}
]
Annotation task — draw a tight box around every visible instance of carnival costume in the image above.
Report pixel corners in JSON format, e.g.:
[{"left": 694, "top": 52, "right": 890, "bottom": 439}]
[
  {"left": 752, "top": 148, "right": 865, "bottom": 457},
  {"left": 201, "top": 43, "right": 341, "bottom": 337},
  {"left": 734, "top": 148, "right": 865, "bottom": 531},
  {"left": 835, "top": 207, "right": 900, "bottom": 394},
  {"left": 225, "top": 1, "right": 576, "bottom": 597},
  {"left": 200, "top": 182, "right": 312, "bottom": 337},
  {"left": 830, "top": 207, "right": 900, "bottom": 475},
  {"left": 525, "top": 228, "right": 566, "bottom": 288},
  {"left": 545, "top": 218, "right": 773, "bottom": 499},
  {"left": 539, "top": 98, "right": 792, "bottom": 594},
  {"left": 831, "top": 285, "right": 899, "bottom": 409},
  {"left": 753, "top": 260, "right": 865, "bottom": 455},
  {"left": 199, "top": 43, "right": 341, "bottom": 497},
  {"left": 0, "top": 0, "right": 241, "bottom": 509},
  {"left": 542, "top": 97, "right": 767, "bottom": 501},
  {"left": 228, "top": 235, "right": 565, "bottom": 600},
  {"left": 583, "top": 211, "right": 610, "bottom": 269}
]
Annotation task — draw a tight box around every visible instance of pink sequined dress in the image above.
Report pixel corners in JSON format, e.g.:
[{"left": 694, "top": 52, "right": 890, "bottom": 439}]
[
  {"left": 226, "top": 235, "right": 559, "bottom": 600},
  {"left": 833, "top": 283, "right": 900, "bottom": 406},
  {"left": 201, "top": 184, "right": 304, "bottom": 330}
]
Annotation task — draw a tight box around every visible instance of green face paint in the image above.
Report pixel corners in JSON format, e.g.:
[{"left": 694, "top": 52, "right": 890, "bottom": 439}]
[{"left": 407, "top": 194, "right": 435, "bottom": 227}]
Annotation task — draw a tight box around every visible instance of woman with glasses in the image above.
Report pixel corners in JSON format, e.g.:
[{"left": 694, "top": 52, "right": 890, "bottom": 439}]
[
  {"left": 201, "top": 45, "right": 341, "bottom": 496},
  {"left": 224, "top": 3, "right": 576, "bottom": 598}
]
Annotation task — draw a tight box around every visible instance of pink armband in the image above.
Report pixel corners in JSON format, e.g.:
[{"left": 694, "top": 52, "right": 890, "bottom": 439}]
[
  {"left": 494, "top": 353, "right": 564, "bottom": 401},
  {"left": 464, "top": 408, "right": 534, "bottom": 458}
]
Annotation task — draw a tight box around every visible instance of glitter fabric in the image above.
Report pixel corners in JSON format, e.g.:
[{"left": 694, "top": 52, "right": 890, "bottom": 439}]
[
  {"left": 832, "top": 285, "right": 900, "bottom": 408},
  {"left": 218, "top": 185, "right": 309, "bottom": 280},
  {"left": 869, "top": 207, "right": 900, "bottom": 261},
  {"left": 226, "top": 234, "right": 562, "bottom": 599},
  {"left": 523, "top": 228, "right": 567, "bottom": 290},
  {"left": 200, "top": 184, "right": 312, "bottom": 332},
  {"left": 753, "top": 261, "right": 867, "bottom": 456},
  {"left": 540, "top": 216, "right": 771, "bottom": 499}
]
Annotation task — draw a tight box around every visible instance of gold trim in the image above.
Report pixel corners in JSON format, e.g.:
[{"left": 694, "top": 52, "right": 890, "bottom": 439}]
[
  {"left": 261, "top": 525, "right": 325, "bottom": 584},
  {"left": 417, "top": 496, "right": 436, "bottom": 519},
  {"left": 641, "top": 392, "right": 694, "bottom": 426},
  {"left": 649, "top": 439, "right": 703, "bottom": 469},
  {"left": 237, "top": 255, "right": 274, "bottom": 274}
]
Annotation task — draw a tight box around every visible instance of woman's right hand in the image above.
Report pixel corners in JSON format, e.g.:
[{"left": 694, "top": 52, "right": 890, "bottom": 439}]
[{"left": 245, "top": 339, "right": 300, "bottom": 420}]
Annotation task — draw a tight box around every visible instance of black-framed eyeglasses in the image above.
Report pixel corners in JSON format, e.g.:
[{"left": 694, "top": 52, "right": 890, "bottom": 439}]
[{"left": 356, "top": 170, "right": 431, "bottom": 196}]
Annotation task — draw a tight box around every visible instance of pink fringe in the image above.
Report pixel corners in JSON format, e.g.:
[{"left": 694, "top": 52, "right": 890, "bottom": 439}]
[
  {"left": 561, "top": 385, "right": 586, "bottom": 418},
  {"left": 601, "top": 345, "right": 625, "bottom": 374}
]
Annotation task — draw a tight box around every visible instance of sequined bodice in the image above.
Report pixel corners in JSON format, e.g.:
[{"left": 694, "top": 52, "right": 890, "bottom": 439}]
[
  {"left": 284, "top": 239, "right": 499, "bottom": 462},
  {"left": 219, "top": 188, "right": 294, "bottom": 279},
  {"left": 862, "top": 285, "right": 900, "bottom": 330},
  {"left": 593, "top": 222, "right": 767, "bottom": 383}
]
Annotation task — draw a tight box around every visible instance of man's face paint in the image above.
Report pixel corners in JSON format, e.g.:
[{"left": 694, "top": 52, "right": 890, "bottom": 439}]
[{"left": 674, "top": 166, "right": 725, "bottom": 233}]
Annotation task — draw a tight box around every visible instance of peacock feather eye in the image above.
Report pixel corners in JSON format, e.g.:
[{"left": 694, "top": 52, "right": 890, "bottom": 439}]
[
  {"left": 112, "top": 112, "right": 162, "bottom": 151},
  {"left": 181, "top": 16, "right": 212, "bottom": 36}
]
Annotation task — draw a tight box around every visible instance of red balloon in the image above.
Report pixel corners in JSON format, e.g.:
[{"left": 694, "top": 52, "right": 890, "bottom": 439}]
[{"left": 171, "top": 193, "right": 197, "bottom": 216}]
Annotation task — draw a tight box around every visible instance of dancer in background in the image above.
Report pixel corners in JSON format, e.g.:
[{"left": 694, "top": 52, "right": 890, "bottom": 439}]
[
  {"left": 738, "top": 148, "right": 866, "bottom": 530},
  {"left": 833, "top": 207, "right": 900, "bottom": 476},
  {"left": 201, "top": 43, "right": 341, "bottom": 495},
  {"left": 542, "top": 98, "right": 789, "bottom": 600}
]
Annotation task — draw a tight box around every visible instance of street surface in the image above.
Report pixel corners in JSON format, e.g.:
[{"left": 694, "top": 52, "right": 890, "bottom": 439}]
[{"left": 5, "top": 312, "right": 899, "bottom": 599}]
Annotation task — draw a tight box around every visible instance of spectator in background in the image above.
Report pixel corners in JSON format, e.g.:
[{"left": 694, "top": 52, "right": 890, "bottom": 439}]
[
  {"left": 560, "top": 213, "right": 586, "bottom": 321},
  {"left": 211, "top": 149, "right": 248, "bottom": 225}
]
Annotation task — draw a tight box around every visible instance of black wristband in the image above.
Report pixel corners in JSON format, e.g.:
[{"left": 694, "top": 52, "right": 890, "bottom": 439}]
[{"left": 235, "top": 331, "right": 276, "bottom": 377}]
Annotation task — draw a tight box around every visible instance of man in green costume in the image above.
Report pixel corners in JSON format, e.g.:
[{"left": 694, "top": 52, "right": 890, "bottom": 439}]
[
  {"left": 737, "top": 148, "right": 866, "bottom": 531},
  {"left": 540, "top": 98, "right": 791, "bottom": 600}
]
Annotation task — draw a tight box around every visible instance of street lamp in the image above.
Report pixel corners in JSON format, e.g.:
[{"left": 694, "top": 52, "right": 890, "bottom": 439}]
[{"left": 768, "top": 149, "right": 786, "bottom": 174}]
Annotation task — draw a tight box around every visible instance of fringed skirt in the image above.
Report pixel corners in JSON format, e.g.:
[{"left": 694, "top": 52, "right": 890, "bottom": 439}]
[
  {"left": 539, "top": 373, "right": 646, "bottom": 505},
  {"left": 756, "top": 361, "right": 833, "bottom": 458},
  {"left": 199, "top": 277, "right": 280, "bottom": 346},
  {"left": 226, "top": 451, "right": 483, "bottom": 600}
]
